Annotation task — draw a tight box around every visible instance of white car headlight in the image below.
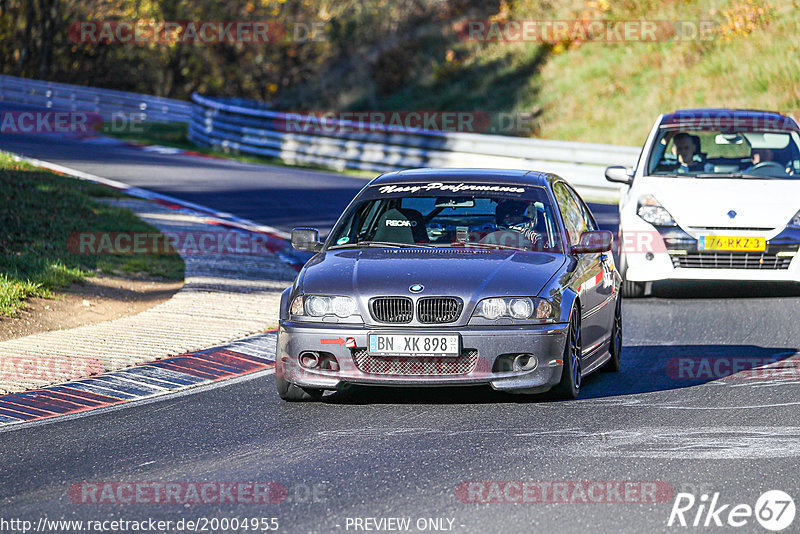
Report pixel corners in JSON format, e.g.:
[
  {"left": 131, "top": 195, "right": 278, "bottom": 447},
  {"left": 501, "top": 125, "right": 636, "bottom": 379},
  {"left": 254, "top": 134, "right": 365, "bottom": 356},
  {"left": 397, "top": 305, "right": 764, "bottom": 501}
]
[
  {"left": 291, "top": 295, "right": 361, "bottom": 321},
  {"left": 473, "top": 297, "right": 555, "bottom": 322},
  {"left": 637, "top": 194, "right": 677, "bottom": 227},
  {"left": 789, "top": 209, "right": 800, "bottom": 228}
]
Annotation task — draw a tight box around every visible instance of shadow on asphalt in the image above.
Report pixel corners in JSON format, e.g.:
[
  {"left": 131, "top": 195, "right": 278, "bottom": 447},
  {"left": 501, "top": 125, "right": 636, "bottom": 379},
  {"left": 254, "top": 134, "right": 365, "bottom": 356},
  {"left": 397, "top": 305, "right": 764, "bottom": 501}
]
[
  {"left": 310, "top": 343, "right": 797, "bottom": 405},
  {"left": 648, "top": 280, "right": 800, "bottom": 299}
]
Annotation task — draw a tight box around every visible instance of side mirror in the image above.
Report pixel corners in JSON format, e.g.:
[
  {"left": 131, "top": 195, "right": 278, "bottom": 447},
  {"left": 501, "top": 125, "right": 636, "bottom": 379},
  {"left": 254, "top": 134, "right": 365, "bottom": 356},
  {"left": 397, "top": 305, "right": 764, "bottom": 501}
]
[
  {"left": 291, "top": 227, "right": 323, "bottom": 252},
  {"left": 605, "top": 166, "right": 633, "bottom": 185},
  {"left": 571, "top": 230, "right": 613, "bottom": 254}
]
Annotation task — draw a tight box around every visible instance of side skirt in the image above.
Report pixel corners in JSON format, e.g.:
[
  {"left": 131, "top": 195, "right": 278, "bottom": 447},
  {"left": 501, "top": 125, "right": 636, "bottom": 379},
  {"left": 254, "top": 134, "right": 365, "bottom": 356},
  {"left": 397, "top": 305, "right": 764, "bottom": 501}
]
[{"left": 580, "top": 340, "right": 612, "bottom": 377}]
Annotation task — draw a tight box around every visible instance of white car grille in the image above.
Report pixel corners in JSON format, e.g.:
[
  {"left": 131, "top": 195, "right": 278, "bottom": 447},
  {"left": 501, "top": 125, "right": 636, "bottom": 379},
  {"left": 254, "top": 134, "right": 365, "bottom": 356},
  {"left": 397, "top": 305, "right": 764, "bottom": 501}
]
[{"left": 671, "top": 252, "right": 792, "bottom": 270}]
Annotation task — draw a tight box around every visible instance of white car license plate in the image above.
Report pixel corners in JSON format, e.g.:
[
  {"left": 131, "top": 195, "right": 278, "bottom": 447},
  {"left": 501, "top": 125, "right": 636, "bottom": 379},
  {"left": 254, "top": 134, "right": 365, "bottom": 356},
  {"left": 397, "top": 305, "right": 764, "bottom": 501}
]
[
  {"left": 698, "top": 235, "right": 766, "bottom": 252},
  {"left": 368, "top": 333, "right": 460, "bottom": 357}
]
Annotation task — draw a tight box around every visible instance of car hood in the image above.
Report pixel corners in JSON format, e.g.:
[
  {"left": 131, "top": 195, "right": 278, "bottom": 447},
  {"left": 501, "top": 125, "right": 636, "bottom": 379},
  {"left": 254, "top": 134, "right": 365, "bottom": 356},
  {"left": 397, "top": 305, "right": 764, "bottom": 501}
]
[
  {"left": 643, "top": 177, "right": 800, "bottom": 230},
  {"left": 298, "top": 248, "right": 565, "bottom": 319}
]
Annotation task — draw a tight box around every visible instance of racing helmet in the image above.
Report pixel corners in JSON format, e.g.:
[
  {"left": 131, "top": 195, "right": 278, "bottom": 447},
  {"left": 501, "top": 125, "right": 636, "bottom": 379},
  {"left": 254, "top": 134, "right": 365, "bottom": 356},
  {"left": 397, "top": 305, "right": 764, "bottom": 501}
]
[{"left": 495, "top": 200, "right": 536, "bottom": 227}]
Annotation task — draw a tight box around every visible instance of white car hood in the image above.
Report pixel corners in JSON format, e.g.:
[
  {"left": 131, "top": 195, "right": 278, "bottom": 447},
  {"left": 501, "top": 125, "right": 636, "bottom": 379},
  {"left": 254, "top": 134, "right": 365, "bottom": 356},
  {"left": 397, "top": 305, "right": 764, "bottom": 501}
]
[{"left": 642, "top": 177, "right": 800, "bottom": 230}]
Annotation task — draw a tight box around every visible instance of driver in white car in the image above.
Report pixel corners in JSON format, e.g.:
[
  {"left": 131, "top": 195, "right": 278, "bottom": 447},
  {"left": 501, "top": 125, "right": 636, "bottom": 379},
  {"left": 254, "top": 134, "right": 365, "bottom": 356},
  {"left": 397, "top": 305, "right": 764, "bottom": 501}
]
[
  {"left": 671, "top": 133, "right": 714, "bottom": 173},
  {"left": 750, "top": 148, "right": 774, "bottom": 165},
  {"left": 654, "top": 132, "right": 714, "bottom": 173}
]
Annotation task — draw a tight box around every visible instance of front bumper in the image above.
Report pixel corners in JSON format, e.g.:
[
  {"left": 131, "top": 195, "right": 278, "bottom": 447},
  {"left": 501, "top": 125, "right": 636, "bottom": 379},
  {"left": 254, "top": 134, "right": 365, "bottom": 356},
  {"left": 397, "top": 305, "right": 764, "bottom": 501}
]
[
  {"left": 623, "top": 222, "right": 800, "bottom": 283},
  {"left": 276, "top": 321, "right": 569, "bottom": 394}
]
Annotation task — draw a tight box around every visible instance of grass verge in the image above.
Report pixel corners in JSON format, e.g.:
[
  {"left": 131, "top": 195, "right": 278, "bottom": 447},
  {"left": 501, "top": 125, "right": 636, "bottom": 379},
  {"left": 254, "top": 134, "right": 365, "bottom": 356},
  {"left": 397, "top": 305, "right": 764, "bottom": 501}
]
[{"left": 0, "top": 153, "right": 184, "bottom": 317}]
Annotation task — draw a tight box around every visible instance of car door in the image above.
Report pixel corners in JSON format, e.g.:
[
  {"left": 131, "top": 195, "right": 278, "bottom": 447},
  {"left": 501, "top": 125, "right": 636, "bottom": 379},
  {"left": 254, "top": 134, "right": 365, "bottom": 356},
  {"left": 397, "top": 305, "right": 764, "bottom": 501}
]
[
  {"left": 568, "top": 185, "right": 617, "bottom": 351},
  {"left": 553, "top": 182, "right": 605, "bottom": 357}
]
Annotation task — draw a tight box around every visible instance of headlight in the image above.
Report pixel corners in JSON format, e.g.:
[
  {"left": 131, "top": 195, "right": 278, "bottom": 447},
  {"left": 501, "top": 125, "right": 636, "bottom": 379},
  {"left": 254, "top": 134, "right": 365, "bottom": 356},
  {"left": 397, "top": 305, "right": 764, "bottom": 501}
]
[
  {"left": 476, "top": 298, "right": 506, "bottom": 320},
  {"left": 290, "top": 295, "right": 304, "bottom": 315},
  {"left": 473, "top": 297, "right": 555, "bottom": 322},
  {"left": 509, "top": 298, "right": 533, "bottom": 319},
  {"left": 330, "top": 296, "right": 357, "bottom": 317},
  {"left": 290, "top": 295, "right": 361, "bottom": 320},
  {"left": 637, "top": 194, "right": 677, "bottom": 226},
  {"left": 306, "top": 296, "right": 331, "bottom": 316},
  {"left": 789, "top": 209, "right": 800, "bottom": 228}
]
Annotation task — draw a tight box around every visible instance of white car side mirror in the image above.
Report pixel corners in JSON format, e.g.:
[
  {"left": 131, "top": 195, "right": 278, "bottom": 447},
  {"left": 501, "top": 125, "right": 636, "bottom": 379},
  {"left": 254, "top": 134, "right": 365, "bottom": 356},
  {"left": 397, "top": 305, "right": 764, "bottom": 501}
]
[{"left": 605, "top": 166, "right": 633, "bottom": 185}]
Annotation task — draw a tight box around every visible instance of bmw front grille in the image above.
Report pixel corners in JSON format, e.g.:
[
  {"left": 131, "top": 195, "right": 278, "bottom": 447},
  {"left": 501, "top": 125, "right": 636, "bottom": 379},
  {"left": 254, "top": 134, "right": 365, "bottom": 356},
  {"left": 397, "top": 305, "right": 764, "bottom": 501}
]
[
  {"left": 369, "top": 296, "right": 463, "bottom": 323},
  {"left": 417, "top": 297, "right": 463, "bottom": 323}
]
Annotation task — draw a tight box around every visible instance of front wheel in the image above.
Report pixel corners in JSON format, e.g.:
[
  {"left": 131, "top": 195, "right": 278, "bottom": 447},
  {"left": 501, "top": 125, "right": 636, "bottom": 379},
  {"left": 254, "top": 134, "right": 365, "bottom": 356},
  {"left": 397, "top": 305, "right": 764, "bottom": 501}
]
[
  {"left": 551, "top": 307, "right": 582, "bottom": 399},
  {"left": 276, "top": 376, "right": 324, "bottom": 402},
  {"left": 619, "top": 253, "right": 645, "bottom": 298}
]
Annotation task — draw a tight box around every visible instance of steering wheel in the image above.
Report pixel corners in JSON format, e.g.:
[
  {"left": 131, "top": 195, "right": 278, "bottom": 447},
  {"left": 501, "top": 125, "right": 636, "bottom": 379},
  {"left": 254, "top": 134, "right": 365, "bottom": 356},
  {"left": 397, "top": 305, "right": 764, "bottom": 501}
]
[
  {"left": 478, "top": 230, "right": 537, "bottom": 250},
  {"left": 747, "top": 161, "right": 787, "bottom": 175}
]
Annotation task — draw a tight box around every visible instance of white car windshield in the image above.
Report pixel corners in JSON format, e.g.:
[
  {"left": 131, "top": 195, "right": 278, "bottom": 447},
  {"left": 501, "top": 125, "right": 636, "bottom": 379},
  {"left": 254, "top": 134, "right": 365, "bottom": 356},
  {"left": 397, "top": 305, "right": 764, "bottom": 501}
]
[{"left": 647, "top": 129, "right": 800, "bottom": 179}]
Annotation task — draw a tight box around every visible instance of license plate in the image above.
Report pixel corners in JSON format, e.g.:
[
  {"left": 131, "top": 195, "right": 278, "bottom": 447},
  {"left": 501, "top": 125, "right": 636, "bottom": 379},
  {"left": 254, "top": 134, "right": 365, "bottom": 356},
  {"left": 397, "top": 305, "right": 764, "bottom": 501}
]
[
  {"left": 698, "top": 235, "right": 766, "bottom": 252},
  {"left": 368, "top": 333, "right": 461, "bottom": 357}
]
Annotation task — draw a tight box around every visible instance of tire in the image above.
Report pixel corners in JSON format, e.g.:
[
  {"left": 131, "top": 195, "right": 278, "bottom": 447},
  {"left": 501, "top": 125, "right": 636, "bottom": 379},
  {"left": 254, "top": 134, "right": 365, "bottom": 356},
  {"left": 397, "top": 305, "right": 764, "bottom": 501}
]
[
  {"left": 619, "top": 253, "right": 645, "bottom": 298},
  {"left": 621, "top": 279, "right": 645, "bottom": 298},
  {"left": 602, "top": 294, "right": 622, "bottom": 372},
  {"left": 276, "top": 376, "right": 324, "bottom": 402},
  {"left": 551, "top": 307, "right": 582, "bottom": 399}
]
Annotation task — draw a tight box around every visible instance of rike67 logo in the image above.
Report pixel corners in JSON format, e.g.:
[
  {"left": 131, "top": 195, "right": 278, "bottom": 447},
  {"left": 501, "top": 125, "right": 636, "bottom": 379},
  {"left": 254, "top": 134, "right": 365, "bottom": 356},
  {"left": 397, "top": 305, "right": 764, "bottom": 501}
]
[{"left": 668, "top": 490, "right": 796, "bottom": 531}]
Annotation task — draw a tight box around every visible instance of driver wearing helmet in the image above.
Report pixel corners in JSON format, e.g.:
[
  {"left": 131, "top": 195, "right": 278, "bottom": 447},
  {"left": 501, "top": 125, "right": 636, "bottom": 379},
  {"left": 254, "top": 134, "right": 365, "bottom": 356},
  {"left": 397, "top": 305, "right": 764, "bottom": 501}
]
[{"left": 495, "top": 200, "right": 541, "bottom": 245}]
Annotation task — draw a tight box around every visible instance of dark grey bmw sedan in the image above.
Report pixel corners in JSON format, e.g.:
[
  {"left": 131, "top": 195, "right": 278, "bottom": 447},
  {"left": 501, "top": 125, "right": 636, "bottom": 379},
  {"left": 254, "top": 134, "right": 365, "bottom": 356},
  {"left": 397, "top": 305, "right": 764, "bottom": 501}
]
[{"left": 276, "top": 168, "right": 621, "bottom": 400}]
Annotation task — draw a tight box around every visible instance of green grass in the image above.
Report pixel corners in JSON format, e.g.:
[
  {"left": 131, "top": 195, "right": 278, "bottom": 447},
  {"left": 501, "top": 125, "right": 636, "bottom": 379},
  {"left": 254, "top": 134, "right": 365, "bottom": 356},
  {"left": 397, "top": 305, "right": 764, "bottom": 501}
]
[
  {"left": 287, "top": 0, "right": 799, "bottom": 146},
  {"left": 0, "top": 153, "right": 184, "bottom": 317},
  {"left": 534, "top": 0, "right": 800, "bottom": 144}
]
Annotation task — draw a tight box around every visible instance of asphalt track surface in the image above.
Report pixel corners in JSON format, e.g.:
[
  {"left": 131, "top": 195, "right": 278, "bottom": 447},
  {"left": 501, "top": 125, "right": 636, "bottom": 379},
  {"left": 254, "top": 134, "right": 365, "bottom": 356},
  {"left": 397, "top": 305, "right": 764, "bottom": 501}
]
[{"left": 2, "top": 119, "right": 800, "bottom": 533}]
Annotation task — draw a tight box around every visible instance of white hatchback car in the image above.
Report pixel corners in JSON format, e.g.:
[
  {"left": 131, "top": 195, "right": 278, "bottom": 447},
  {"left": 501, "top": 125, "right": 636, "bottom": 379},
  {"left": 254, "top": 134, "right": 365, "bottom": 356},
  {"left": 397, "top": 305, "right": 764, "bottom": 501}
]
[{"left": 606, "top": 109, "right": 800, "bottom": 297}]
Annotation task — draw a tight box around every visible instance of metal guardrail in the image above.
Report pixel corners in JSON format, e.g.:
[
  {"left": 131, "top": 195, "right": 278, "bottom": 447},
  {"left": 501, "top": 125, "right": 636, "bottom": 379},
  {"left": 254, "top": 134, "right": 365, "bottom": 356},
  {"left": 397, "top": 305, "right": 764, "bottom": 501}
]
[
  {"left": 0, "top": 74, "right": 191, "bottom": 123},
  {"left": 188, "top": 93, "right": 639, "bottom": 201},
  {"left": 0, "top": 76, "right": 638, "bottom": 201}
]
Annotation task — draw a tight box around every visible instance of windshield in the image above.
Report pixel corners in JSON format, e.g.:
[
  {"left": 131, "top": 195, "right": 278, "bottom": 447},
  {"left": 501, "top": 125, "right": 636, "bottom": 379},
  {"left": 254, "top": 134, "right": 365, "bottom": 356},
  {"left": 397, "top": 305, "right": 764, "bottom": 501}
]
[
  {"left": 327, "top": 183, "right": 564, "bottom": 253},
  {"left": 647, "top": 129, "right": 800, "bottom": 179}
]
